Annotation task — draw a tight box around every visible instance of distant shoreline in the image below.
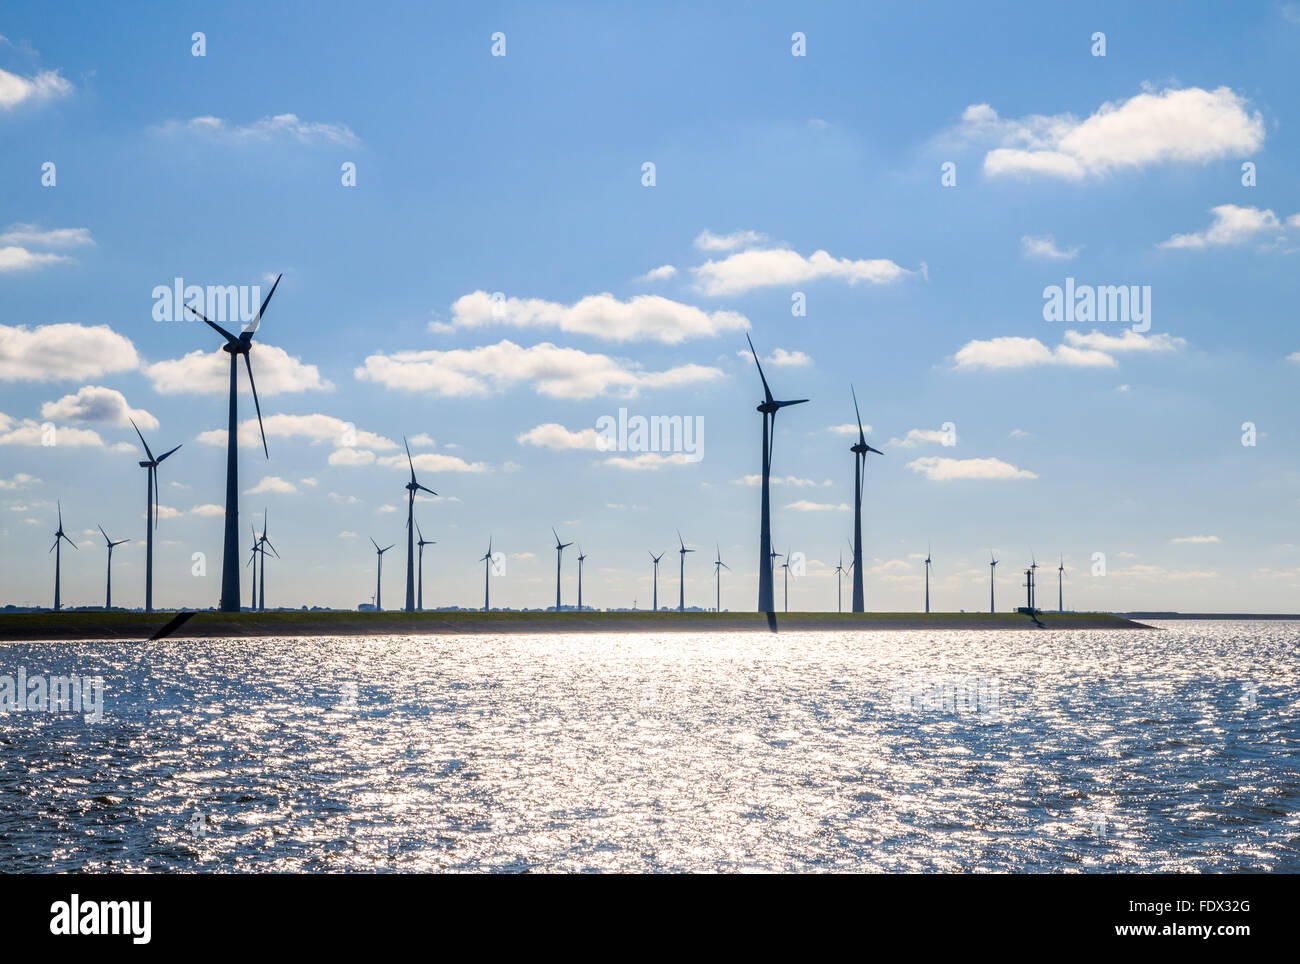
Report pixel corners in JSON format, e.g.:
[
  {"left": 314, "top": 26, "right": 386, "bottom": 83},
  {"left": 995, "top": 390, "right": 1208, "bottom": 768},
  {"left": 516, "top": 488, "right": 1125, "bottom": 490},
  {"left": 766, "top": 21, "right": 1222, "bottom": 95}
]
[{"left": 0, "top": 610, "right": 1152, "bottom": 641}]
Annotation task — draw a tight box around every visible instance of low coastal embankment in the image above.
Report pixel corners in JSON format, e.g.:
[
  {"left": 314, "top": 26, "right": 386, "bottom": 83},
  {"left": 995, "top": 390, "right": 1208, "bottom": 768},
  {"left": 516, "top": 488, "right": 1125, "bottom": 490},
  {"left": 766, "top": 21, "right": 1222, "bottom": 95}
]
[{"left": 0, "top": 610, "right": 1150, "bottom": 641}]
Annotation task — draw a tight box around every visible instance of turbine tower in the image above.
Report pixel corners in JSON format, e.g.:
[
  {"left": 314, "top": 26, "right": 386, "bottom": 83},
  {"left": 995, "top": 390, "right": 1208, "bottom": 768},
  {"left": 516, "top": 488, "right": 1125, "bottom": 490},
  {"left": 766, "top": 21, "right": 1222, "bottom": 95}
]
[
  {"left": 1057, "top": 555, "right": 1067, "bottom": 613},
  {"left": 989, "top": 551, "right": 999, "bottom": 614},
  {"left": 676, "top": 529, "right": 694, "bottom": 612},
  {"left": 257, "top": 510, "right": 278, "bottom": 611},
  {"left": 186, "top": 273, "right": 280, "bottom": 612},
  {"left": 924, "top": 545, "right": 933, "bottom": 614},
  {"left": 415, "top": 522, "right": 435, "bottom": 611},
  {"left": 747, "top": 334, "right": 808, "bottom": 612},
  {"left": 576, "top": 545, "right": 587, "bottom": 611},
  {"left": 98, "top": 525, "right": 128, "bottom": 610},
  {"left": 551, "top": 527, "right": 572, "bottom": 611},
  {"left": 849, "top": 386, "right": 883, "bottom": 612},
  {"left": 247, "top": 524, "right": 260, "bottom": 610},
  {"left": 129, "top": 418, "right": 181, "bottom": 613},
  {"left": 780, "top": 546, "right": 793, "bottom": 612},
  {"left": 370, "top": 537, "right": 394, "bottom": 611},
  {"left": 713, "top": 545, "right": 729, "bottom": 612},
  {"left": 479, "top": 537, "right": 494, "bottom": 612},
  {"left": 649, "top": 551, "right": 665, "bottom": 611},
  {"left": 1029, "top": 552, "right": 1039, "bottom": 612},
  {"left": 401, "top": 437, "right": 437, "bottom": 612},
  {"left": 49, "top": 503, "right": 76, "bottom": 611}
]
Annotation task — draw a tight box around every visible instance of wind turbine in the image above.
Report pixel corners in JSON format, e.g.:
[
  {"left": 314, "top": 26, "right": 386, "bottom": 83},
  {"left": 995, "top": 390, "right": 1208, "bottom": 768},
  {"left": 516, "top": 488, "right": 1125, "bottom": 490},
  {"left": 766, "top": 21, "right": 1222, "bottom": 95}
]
[
  {"left": 247, "top": 523, "right": 260, "bottom": 610},
  {"left": 924, "top": 545, "right": 933, "bottom": 614},
  {"left": 576, "top": 545, "right": 587, "bottom": 611},
  {"left": 649, "top": 551, "right": 665, "bottom": 611},
  {"left": 989, "top": 551, "right": 999, "bottom": 614},
  {"left": 1029, "top": 552, "right": 1040, "bottom": 612},
  {"left": 769, "top": 547, "right": 782, "bottom": 583},
  {"left": 551, "top": 527, "right": 572, "bottom": 611},
  {"left": 416, "top": 521, "right": 435, "bottom": 611},
  {"left": 257, "top": 509, "right": 278, "bottom": 611},
  {"left": 834, "top": 552, "right": 845, "bottom": 613},
  {"left": 780, "top": 546, "right": 794, "bottom": 613},
  {"left": 1057, "top": 555, "right": 1067, "bottom": 613},
  {"left": 713, "top": 544, "right": 729, "bottom": 612},
  {"left": 185, "top": 272, "right": 280, "bottom": 612},
  {"left": 98, "top": 525, "right": 128, "bottom": 610},
  {"left": 676, "top": 529, "right": 694, "bottom": 612},
  {"left": 370, "top": 537, "right": 394, "bottom": 610},
  {"left": 129, "top": 418, "right": 181, "bottom": 613},
  {"left": 49, "top": 502, "right": 76, "bottom": 611},
  {"left": 401, "top": 437, "right": 437, "bottom": 612},
  {"left": 849, "top": 386, "right": 883, "bottom": 612},
  {"left": 747, "top": 334, "right": 809, "bottom": 612},
  {"left": 479, "top": 537, "right": 494, "bottom": 612}
]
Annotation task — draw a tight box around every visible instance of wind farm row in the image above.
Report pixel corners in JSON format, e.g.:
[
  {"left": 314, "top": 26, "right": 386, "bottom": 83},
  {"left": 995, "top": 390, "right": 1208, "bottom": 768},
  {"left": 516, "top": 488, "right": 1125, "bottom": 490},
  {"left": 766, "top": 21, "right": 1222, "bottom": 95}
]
[{"left": 20, "top": 283, "right": 1076, "bottom": 617}]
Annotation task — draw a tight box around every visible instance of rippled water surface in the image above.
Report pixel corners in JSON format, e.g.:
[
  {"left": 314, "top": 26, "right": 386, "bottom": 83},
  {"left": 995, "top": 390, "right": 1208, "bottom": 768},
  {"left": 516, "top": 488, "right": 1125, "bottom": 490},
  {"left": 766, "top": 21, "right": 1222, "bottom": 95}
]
[{"left": 2, "top": 622, "right": 1299, "bottom": 872}]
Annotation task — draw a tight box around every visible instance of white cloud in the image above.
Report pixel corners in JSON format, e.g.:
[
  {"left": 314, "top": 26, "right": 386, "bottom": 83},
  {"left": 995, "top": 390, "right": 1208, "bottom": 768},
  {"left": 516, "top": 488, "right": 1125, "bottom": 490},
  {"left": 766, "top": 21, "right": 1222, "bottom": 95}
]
[
  {"left": 1020, "top": 235, "right": 1080, "bottom": 260},
  {"left": 447, "top": 290, "right": 749, "bottom": 344},
  {"left": 189, "top": 504, "right": 225, "bottom": 517},
  {"left": 889, "top": 428, "right": 955, "bottom": 448},
  {"left": 0, "top": 247, "right": 71, "bottom": 272},
  {"left": 154, "top": 113, "right": 359, "bottom": 146},
  {"left": 963, "top": 86, "right": 1265, "bottom": 180},
  {"left": 144, "top": 344, "right": 332, "bottom": 395},
  {"left": 785, "top": 500, "right": 851, "bottom": 512},
  {"left": 738, "top": 347, "right": 812, "bottom": 368},
  {"left": 603, "top": 452, "right": 694, "bottom": 470},
  {"left": 906, "top": 456, "right": 1037, "bottom": 481},
  {"left": 0, "top": 415, "right": 104, "bottom": 447},
  {"left": 694, "top": 229, "right": 769, "bottom": 252},
  {"left": 516, "top": 423, "right": 604, "bottom": 451},
  {"left": 244, "top": 475, "right": 298, "bottom": 495},
  {"left": 376, "top": 452, "right": 489, "bottom": 474},
  {"left": 39, "top": 385, "right": 157, "bottom": 430},
  {"left": 1009, "top": 428, "right": 1030, "bottom": 438},
  {"left": 356, "top": 339, "right": 725, "bottom": 400},
  {"left": 0, "top": 67, "right": 71, "bottom": 110},
  {"left": 408, "top": 433, "right": 435, "bottom": 448},
  {"left": 339, "top": 530, "right": 359, "bottom": 539},
  {"left": 827, "top": 423, "right": 872, "bottom": 436},
  {"left": 635, "top": 264, "right": 677, "bottom": 283},
  {"left": 950, "top": 330, "right": 1184, "bottom": 372},
  {"left": 0, "top": 472, "right": 39, "bottom": 489},
  {"left": 1288, "top": 351, "right": 1300, "bottom": 364},
  {"left": 327, "top": 448, "right": 375, "bottom": 466},
  {"left": 695, "top": 247, "right": 913, "bottom": 296},
  {"left": 1170, "top": 535, "right": 1221, "bottom": 544},
  {"left": 0, "top": 324, "right": 139, "bottom": 381},
  {"left": 1061, "top": 330, "right": 1185, "bottom": 353},
  {"left": 0, "top": 224, "right": 93, "bottom": 248},
  {"left": 1158, "top": 204, "right": 1287, "bottom": 249}
]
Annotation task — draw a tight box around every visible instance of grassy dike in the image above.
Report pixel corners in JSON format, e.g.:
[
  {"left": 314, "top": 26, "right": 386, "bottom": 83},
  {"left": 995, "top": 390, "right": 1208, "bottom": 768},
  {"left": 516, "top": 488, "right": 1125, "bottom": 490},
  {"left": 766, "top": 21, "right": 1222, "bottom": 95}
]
[{"left": 0, "top": 609, "right": 1151, "bottom": 641}]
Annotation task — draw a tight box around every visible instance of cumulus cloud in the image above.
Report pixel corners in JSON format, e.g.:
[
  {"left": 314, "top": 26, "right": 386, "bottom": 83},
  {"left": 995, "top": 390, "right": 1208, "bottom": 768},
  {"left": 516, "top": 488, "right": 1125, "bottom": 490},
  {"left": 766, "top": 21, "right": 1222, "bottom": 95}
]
[
  {"left": 694, "top": 247, "right": 913, "bottom": 296},
  {"left": 1021, "top": 235, "right": 1080, "bottom": 260},
  {"left": 694, "top": 229, "right": 769, "bottom": 252},
  {"left": 1170, "top": 535, "right": 1221, "bottom": 544},
  {"left": 144, "top": 344, "right": 332, "bottom": 395},
  {"left": 447, "top": 290, "right": 749, "bottom": 344},
  {"left": 951, "top": 330, "right": 1183, "bottom": 370},
  {"left": 244, "top": 475, "right": 298, "bottom": 495},
  {"left": 153, "top": 113, "right": 359, "bottom": 146},
  {"left": 0, "top": 66, "right": 71, "bottom": 110},
  {"left": 0, "top": 224, "right": 94, "bottom": 248},
  {"left": 39, "top": 385, "right": 157, "bottom": 430},
  {"left": 0, "top": 247, "right": 71, "bottom": 272},
  {"left": 635, "top": 264, "right": 677, "bottom": 283},
  {"left": 732, "top": 474, "right": 831, "bottom": 487},
  {"left": 603, "top": 452, "right": 694, "bottom": 470},
  {"left": 375, "top": 451, "right": 489, "bottom": 474},
  {"left": 0, "top": 324, "right": 139, "bottom": 382},
  {"left": 0, "top": 414, "right": 104, "bottom": 447},
  {"left": 196, "top": 413, "right": 395, "bottom": 452},
  {"left": 189, "top": 504, "right": 224, "bottom": 517},
  {"left": 355, "top": 339, "right": 725, "bottom": 400},
  {"left": 827, "top": 423, "right": 872, "bottom": 436},
  {"left": 0, "top": 472, "right": 40, "bottom": 489},
  {"left": 907, "top": 456, "right": 1037, "bottom": 480},
  {"left": 737, "top": 347, "right": 812, "bottom": 368},
  {"left": 516, "top": 423, "right": 604, "bottom": 451},
  {"left": 785, "top": 500, "right": 851, "bottom": 512},
  {"left": 327, "top": 448, "right": 375, "bottom": 466},
  {"left": 889, "top": 428, "right": 955, "bottom": 448},
  {"left": 960, "top": 86, "right": 1265, "bottom": 180},
  {"left": 1158, "top": 204, "right": 1289, "bottom": 249}
]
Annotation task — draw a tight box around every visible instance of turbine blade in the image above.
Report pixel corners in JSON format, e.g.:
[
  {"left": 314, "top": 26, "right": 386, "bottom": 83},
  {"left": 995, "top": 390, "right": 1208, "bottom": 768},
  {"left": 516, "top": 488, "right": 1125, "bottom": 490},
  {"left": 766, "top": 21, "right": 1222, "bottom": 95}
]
[
  {"left": 866, "top": 444, "right": 884, "bottom": 456},
  {"left": 774, "top": 398, "right": 809, "bottom": 408},
  {"left": 746, "top": 333, "right": 774, "bottom": 404},
  {"left": 371, "top": 537, "right": 380, "bottom": 551},
  {"left": 187, "top": 304, "right": 241, "bottom": 345},
  {"left": 98, "top": 524, "right": 109, "bottom": 544},
  {"left": 416, "top": 483, "right": 437, "bottom": 496},
  {"left": 263, "top": 539, "right": 280, "bottom": 558},
  {"left": 851, "top": 384, "right": 865, "bottom": 444},
  {"left": 243, "top": 273, "right": 281, "bottom": 337},
  {"left": 243, "top": 354, "right": 269, "bottom": 458},
  {"left": 415, "top": 521, "right": 424, "bottom": 543},
  {"left": 404, "top": 436, "right": 416, "bottom": 482},
  {"left": 130, "top": 418, "right": 156, "bottom": 462},
  {"left": 156, "top": 443, "right": 182, "bottom": 464}
]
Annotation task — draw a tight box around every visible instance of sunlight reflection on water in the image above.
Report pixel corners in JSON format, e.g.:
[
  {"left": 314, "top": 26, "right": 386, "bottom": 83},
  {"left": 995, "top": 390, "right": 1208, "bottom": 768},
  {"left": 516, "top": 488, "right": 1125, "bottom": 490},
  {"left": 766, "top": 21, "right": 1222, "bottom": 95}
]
[{"left": 2, "top": 621, "right": 1298, "bottom": 872}]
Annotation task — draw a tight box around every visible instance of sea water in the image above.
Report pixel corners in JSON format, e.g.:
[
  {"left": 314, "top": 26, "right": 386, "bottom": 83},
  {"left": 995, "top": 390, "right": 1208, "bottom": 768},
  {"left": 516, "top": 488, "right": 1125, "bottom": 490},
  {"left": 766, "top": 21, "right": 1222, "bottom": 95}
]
[{"left": 1, "top": 621, "right": 1297, "bottom": 872}]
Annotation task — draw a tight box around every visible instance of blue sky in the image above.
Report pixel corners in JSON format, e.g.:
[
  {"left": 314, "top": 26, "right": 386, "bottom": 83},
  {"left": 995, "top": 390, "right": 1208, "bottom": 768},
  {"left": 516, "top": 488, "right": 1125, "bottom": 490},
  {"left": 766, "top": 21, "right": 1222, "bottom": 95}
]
[{"left": 2, "top": 1, "right": 1298, "bottom": 612}]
